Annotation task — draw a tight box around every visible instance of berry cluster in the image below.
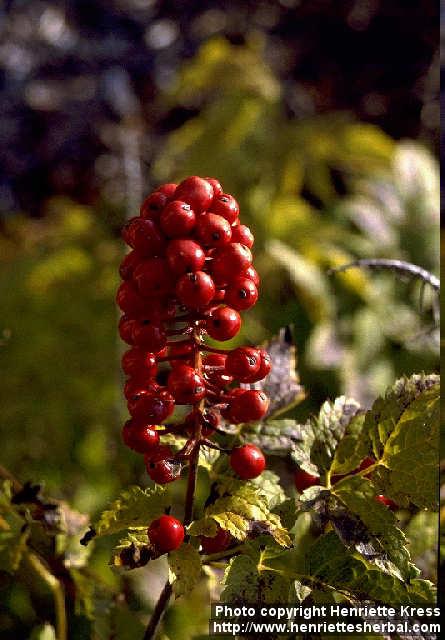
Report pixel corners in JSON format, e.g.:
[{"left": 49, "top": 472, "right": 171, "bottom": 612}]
[{"left": 117, "top": 176, "right": 270, "bottom": 496}]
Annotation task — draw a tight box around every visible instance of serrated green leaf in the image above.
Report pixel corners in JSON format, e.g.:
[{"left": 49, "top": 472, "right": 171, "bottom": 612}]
[
  {"left": 308, "top": 532, "right": 436, "bottom": 604},
  {"left": 93, "top": 485, "right": 169, "bottom": 537},
  {"left": 369, "top": 380, "right": 439, "bottom": 509},
  {"left": 241, "top": 419, "right": 304, "bottom": 456},
  {"left": 331, "top": 475, "right": 418, "bottom": 581},
  {"left": 168, "top": 543, "right": 202, "bottom": 597},
  {"left": 198, "top": 445, "right": 220, "bottom": 470},
  {"left": 221, "top": 553, "right": 292, "bottom": 603},
  {"left": 291, "top": 396, "right": 362, "bottom": 475},
  {"left": 330, "top": 414, "right": 368, "bottom": 475}
]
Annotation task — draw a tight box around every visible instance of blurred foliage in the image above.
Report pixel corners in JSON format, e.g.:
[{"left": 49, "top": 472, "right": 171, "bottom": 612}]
[{"left": 0, "top": 35, "right": 439, "bottom": 640}]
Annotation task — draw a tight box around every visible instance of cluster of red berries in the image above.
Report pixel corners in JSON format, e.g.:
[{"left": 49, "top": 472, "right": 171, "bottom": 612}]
[{"left": 117, "top": 176, "right": 270, "bottom": 491}]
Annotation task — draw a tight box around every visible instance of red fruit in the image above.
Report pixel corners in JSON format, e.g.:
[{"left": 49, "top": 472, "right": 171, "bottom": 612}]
[
  {"left": 203, "top": 353, "right": 233, "bottom": 388},
  {"left": 225, "top": 347, "right": 261, "bottom": 381},
  {"left": 205, "top": 177, "right": 223, "bottom": 197},
  {"left": 209, "top": 193, "right": 239, "bottom": 224},
  {"left": 122, "top": 420, "right": 160, "bottom": 454},
  {"left": 174, "top": 176, "right": 214, "bottom": 212},
  {"left": 157, "top": 182, "right": 177, "bottom": 198},
  {"left": 116, "top": 281, "right": 146, "bottom": 315},
  {"left": 121, "top": 348, "right": 157, "bottom": 378},
  {"left": 167, "top": 365, "right": 206, "bottom": 404},
  {"left": 210, "top": 244, "right": 252, "bottom": 285},
  {"left": 140, "top": 191, "right": 168, "bottom": 220},
  {"left": 176, "top": 271, "right": 215, "bottom": 308},
  {"left": 147, "top": 459, "right": 181, "bottom": 484},
  {"left": 144, "top": 444, "right": 174, "bottom": 463},
  {"left": 160, "top": 200, "right": 196, "bottom": 237},
  {"left": 132, "top": 319, "right": 167, "bottom": 352},
  {"left": 119, "top": 315, "right": 137, "bottom": 344},
  {"left": 294, "top": 469, "right": 320, "bottom": 492},
  {"left": 123, "top": 378, "right": 159, "bottom": 400},
  {"left": 231, "top": 224, "right": 254, "bottom": 248},
  {"left": 243, "top": 265, "right": 260, "bottom": 287},
  {"left": 184, "top": 407, "right": 220, "bottom": 437},
  {"left": 166, "top": 239, "right": 206, "bottom": 275},
  {"left": 133, "top": 258, "right": 174, "bottom": 298},
  {"left": 226, "top": 390, "right": 269, "bottom": 423},
  {"left": 168, "top": 340, "right": 194, "bottom": 365},
  {"left": 225, "top": 277, "right": 258, "bottom": 311},
  {"left": 148, "top": 515, "right": 184, "bottom": 552},
  {"left": 119, "top": 250, "right": 144, "bottom": 280},
  {"left": 200, "top": 527, "right": 231, "bottom": 554},
  {"left": 122, "top": 218, "right": 166, "bottom": 256},
  {"left": 242, "top": 349, "right": 271, "bottom": 383},
  {"left": 230, "top": 444, "right": 265, "bottom": 479},
  {"left": 375, "top": 495, "right": 398, "bottom": 511},
  {"left": 357, "top": 457, "right": 375, "bottom": 473},
  {"left": 196, "top": 213, "right": 232, "bottom": 247},
  {"left": 127, "top": 388, "right": 174, "bottom": 422},
  {"left": 206, "top": 306, "right": 241, "bottom": 341}
]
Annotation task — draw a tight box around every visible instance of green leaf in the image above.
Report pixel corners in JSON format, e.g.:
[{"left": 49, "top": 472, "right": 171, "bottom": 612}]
[
  {"left": 291, "top": 396, "right": 362, "bottom": 475},
  {"left": 330, "top": 413, "right": 368, "bottom": 475},
  {"left": 241, "top": 419, "right": 304, "bottom": 456},
  {"left": 308, "top": 532, "right": 436, "bottom": 604},
  {"left": 168, "top": 543, "right": 202, "bottom": 597},
  {"left": 331, "top": 475, "right": 418, "bottom": 581},
  {"left": 368, "top": 377, "right": 440, "bottom": 509},
  {"left": 404, "top": 511, "right": 438, "bottom": 562},
  {"left": 221, "top": 551, "right": 292, "bottom": 603},
  {"left": 92, "top": 485, "right": 169, "bottom": 537}
]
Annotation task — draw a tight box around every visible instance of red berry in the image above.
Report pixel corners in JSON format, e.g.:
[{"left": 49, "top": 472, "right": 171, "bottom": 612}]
[
  {"left": 140, "top": 191, "right": 168, "bottom": 221},
  {"left": 147, "top": 460, "right": 180, "bottom": 484},
  {"left": 116, "top": 281, "right": 146, "bottom": 315},
  {"left": 243, "top": 265, "right": 260, "bottom": 287},
  {"left": 242, "top": 349, "right": 271, "bottom": 382},
  {"left": 122, "top": 419, "right": 160, "bottom": 454},
  {"left": 127, "top": 388, "right": 174, "bottom": 422},
  {"left": 119, "top": 315, "right": 137, "bottom": 344},
  {"left": 119, "top": 250, "right": 144, "bottom": 280},
  {"left": 133, "top": 258, "right": 174, "bottom": 298},
  {"left": 195, "top": 213, "right": 232, "bottom": 247},
  {"left": 375, "top": 495, "right": 398, "bottom": 511},
  {"left": 122, "top": 218, "right": 166, "bottom": 256},
  {"left": 157, "top": 182, "right": 177, "bottom": 198},
  {"left": 294, "top": 469, "right": 320, "bottom": 492},
  {"left": 206, "top": 306, "right": 241, "bottom": 341},
  {"left": 174, "top": 176, "right": 214, "bottom": 212},
  {"left": 209, "top": 193, "right": 239, "bottom": 224},
  {"left": 231, "top": 224, "right": 254, "bottom": 248},
  {"left": 123, "top": 378, "right": 159, "bottom": 400},
  {"left": 225, "top": 347, "right": 261, "bottom": 381},
  {"left": 166, "top": 239, "right": 206, "bottom": 275},
  {"left": 205, "top": 177, "right": 223, "bottom": 197},
  {"left": 176, "top": 271, "right": 215, "bottom": 308},
  {"left": 210, "top": 244, "right": 252, "bottom": 285},
  {"left": 144, "top": 444, "right": 174, "bottom": 463},
  {"left": 167, "top": 365, "right": 206, "bottom": 404},
  {"left": 203, "top": 353, "right": 233, "bottom": 388},
  {"left": 184, "top": 407, "right": 220, "bottom": 437},
  {"left": 121, "top": 348, "right": 157, "bottom": 378},
  {"left": 132, "top": 319, "right": 167, "bottom": 352},
  {"left": 168, "top": 340, "right": 194, "bottom": 365},
  {"left": 225, "top": 277, "right": 258, "bottom": 310},
  {"left": 230, "top": 444, "right": 265, "bottom": 479},
  {"left": 200, "top": 527, "right": 231, "bottom": 554},
  {"left": 148, "top": 515, "right": 184, "bottom": 552},
  {"left": 160, "top": 200, "right": 196, "bottom": 237},
  {"left": 227, "top": 390, "right": 269, "bottom": 423}
]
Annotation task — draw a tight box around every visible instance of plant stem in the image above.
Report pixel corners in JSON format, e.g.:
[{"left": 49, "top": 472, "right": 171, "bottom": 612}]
[
  {"left": 27, "top": 552, "right": 67, "bottom": 640},
  {"left": 142, "top": 581, "right": 173, "bottom": 640}
]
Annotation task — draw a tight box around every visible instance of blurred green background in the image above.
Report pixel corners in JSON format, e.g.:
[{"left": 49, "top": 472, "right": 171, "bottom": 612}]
[{"left": 0, "top": 1, "right": 439, "bottom": 638}]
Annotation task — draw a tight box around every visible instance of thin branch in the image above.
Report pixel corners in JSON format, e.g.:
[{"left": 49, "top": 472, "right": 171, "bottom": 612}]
[
  {"left": 328, "top": 258, "right": 440, "bottom": 291},
  {"left": 142, "top": 581, "right": 173, "bottom": 640},
  {"left": 27, "top": 552, "right": 67, "bottom": 640}
]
